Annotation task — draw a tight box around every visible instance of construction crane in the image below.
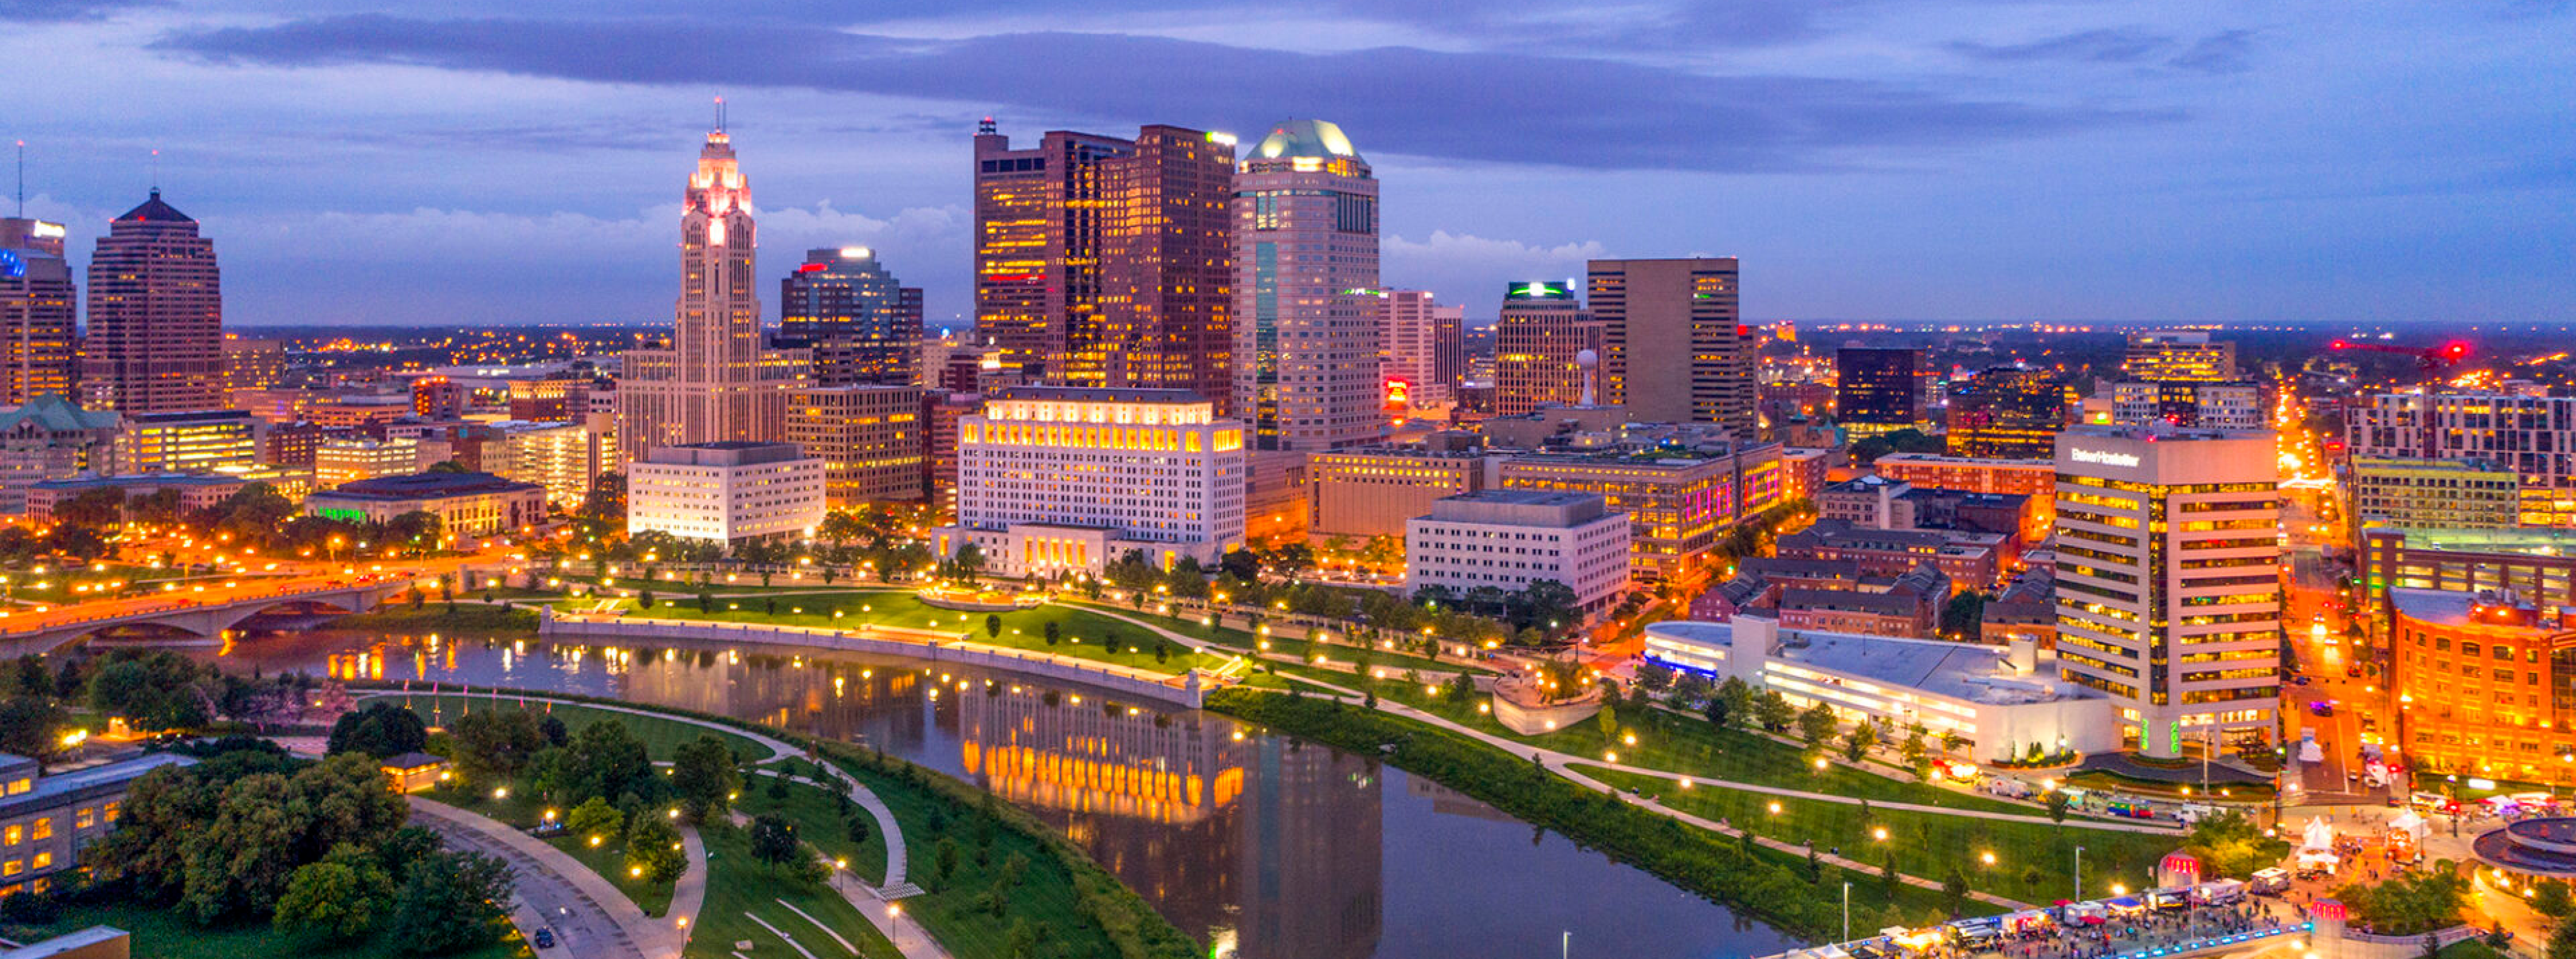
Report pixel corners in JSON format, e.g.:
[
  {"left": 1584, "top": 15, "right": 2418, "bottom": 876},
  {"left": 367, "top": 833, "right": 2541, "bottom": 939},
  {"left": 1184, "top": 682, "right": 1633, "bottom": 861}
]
[{"left": 2328, "top": 338, "right": 2472, "bottom": 372}]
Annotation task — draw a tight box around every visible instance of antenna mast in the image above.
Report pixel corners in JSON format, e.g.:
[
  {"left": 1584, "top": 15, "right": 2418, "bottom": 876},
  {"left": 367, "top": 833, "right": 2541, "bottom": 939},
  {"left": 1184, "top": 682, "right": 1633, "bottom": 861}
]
[{"left": 13, "top": 140, "right": 21, "bottom": 217}]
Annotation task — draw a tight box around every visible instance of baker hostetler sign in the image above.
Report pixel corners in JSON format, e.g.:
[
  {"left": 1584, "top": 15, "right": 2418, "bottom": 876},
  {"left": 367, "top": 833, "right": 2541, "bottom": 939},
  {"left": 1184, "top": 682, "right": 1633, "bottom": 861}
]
[{"left": 2068, "top": 448, "right": 2143, "bottom": 468}]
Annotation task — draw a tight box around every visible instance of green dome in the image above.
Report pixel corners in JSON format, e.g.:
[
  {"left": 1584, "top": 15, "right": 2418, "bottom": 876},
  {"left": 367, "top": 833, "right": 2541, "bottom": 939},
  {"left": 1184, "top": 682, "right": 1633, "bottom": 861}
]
[{"left": 1252, "top": 119, "right": 1361, "bottom": 161}]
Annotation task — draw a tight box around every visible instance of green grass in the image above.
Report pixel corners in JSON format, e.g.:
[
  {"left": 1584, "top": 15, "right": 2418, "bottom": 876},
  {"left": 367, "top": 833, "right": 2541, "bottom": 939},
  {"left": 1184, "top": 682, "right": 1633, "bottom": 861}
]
[
  {"left": 380, "top": 693, "right": 774, "bottom": 762},
  {"left": 834, "top": 759, "right": 1124, "bottom": 959},
  {"left": 0, "top": 900, "right": 529, "bottom": 959},
  {"left": 683, "top": 819, "right": 904, "bottom": 959},
  {"left": 1590, "top": 767, "right": 2184, "bottom": 905},
  {"left": 422, "top": 788, "right": 679, "bottom": 916},
  {"left": 1060, "top": 597, "right": 1475, "bottom": 675},
  {"left": 2064, "top": 769, "right": 2278, "bottom": 802},
  {"left": 576, "top": 591, "right": 1235, "bottom": 677},
  {"left": 336, "top": 601, "right": 541, "bottom": 636},
  {"left": 737, "top": 770, "right": 890, "bottom": 885}
]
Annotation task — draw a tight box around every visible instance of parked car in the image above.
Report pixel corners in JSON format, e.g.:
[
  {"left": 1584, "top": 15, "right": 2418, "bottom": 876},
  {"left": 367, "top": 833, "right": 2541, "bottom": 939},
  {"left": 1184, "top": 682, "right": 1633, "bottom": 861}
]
[{"left": 533, "top": 929, "right": 556, "bottom": 949}]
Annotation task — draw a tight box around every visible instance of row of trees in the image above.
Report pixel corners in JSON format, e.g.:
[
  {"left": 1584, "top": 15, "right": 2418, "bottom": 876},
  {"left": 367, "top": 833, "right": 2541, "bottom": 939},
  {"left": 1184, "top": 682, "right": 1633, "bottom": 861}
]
[{"left": 88, "top": 739, "right": 513, "bottom": 952}]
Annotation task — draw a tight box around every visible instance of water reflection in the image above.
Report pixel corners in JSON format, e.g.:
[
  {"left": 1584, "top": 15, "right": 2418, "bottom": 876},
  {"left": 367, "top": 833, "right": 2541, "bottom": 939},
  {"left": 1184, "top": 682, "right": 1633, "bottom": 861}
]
[{"left": 204, "top": 628, "right": 1786, "bottom": 959}]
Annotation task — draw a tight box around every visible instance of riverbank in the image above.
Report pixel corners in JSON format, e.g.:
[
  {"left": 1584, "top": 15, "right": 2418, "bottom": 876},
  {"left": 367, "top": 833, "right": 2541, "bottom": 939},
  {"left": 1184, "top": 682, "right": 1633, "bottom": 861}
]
[{"left": 1206, "top": 687, "right": 1960, "bottom": 941}]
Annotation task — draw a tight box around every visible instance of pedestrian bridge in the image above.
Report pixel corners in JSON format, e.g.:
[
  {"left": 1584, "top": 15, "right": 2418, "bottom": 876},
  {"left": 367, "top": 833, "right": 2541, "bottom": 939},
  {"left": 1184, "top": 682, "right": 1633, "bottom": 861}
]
[{"left": 0, "top": 577, "right": 416, "bottom": 657}]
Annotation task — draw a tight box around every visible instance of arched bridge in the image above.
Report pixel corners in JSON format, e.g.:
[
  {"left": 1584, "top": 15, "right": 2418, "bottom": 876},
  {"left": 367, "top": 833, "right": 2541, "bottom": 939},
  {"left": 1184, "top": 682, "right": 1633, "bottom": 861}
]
[{"left": 0, "top": 577, "right": 417, "bottom": 657}]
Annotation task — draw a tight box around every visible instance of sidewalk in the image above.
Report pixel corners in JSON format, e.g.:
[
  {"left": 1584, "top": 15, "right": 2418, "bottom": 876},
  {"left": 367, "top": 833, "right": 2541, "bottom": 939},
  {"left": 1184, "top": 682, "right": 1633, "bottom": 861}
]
[{"left": 410, "top": 797, "right": 693, "bottom": 959}]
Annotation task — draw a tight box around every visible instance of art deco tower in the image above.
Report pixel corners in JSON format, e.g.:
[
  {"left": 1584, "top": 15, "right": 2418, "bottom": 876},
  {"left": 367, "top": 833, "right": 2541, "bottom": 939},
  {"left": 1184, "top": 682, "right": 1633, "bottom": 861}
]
[
  {"left": 618, "top": 109, "right": 802, "bottom": 460},
  {"left": 83, "top": 189, "right": 223, "bottom": 413},
  {"left": 1230, "top": 119, "right": 1379, "bottom": 451}
]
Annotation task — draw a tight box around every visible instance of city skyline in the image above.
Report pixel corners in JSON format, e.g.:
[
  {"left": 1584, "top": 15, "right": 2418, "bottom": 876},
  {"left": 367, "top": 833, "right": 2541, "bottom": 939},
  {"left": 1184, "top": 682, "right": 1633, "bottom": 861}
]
[{"left": 4, "top": 2, "right": 2569, "bottom": 329}]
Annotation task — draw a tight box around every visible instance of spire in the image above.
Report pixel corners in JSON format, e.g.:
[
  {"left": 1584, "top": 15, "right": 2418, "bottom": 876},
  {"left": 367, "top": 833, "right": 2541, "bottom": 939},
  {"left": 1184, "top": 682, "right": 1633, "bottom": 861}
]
[
  {"left": 714, "top": 96, "right": 726, "bottom": 134},
  {"left": 13, "top": 140, "right": 21, "bottom": 217}
]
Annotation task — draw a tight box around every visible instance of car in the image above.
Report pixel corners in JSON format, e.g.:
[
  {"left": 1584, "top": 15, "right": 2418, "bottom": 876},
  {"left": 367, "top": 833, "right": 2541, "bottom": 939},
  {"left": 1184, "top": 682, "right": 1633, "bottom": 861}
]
[
  {"left": 2310, "top": 700, "right": 2337, "bottom": 717},
  {"left": 533, "top": 929, "right": 556, "bottom": 949},
  {"left": 2290, "top": 676, "right": 2312, "bottom": 686}
]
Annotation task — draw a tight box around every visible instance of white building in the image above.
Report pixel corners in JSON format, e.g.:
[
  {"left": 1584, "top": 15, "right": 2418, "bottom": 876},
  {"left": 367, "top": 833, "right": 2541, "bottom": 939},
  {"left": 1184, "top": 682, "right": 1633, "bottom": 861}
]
[
  {"left": 627, "top": 441, "right": 824, "bottom": 545},
  {"left": 933, "top": 387, "right": 1246, "bottom": 577},
  {"left": 1643, "top": 617, "right": 2119, "bottom": 764},
  {"left": 2053, "top": 425, "right": 2281, "bottom": 759},
  {"left": 1405, "top": 490, "right": 1629, "bottom": 618},
  {"left": 2109, "top": 381, "right": 2263, "bottom": 431},
  {"left": 315, "top": 436, "right": 422, "bottom": 489}
]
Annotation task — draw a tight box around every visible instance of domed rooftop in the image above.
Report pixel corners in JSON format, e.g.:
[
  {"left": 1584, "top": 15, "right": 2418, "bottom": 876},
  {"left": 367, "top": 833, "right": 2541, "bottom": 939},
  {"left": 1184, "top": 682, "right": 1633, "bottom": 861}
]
[{"left": 1252, "top": 119, "right": 1361, "bottom": 162}]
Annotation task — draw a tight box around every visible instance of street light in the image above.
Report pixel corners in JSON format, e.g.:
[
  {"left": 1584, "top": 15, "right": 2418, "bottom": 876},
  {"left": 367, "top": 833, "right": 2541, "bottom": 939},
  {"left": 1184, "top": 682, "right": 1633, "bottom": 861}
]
[
  {"left": 1841, "top": 881, "right": 1851, "bottom": 942},
  {"left": 2075, "top": 846, "right": 2085, "bottom": 900}
]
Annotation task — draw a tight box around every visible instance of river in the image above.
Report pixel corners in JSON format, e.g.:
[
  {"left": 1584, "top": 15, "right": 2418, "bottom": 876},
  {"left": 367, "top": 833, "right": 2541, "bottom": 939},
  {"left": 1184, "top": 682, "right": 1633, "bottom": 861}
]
[{"left": 199, "top": 626, "right": 1799, "bottom": 959}]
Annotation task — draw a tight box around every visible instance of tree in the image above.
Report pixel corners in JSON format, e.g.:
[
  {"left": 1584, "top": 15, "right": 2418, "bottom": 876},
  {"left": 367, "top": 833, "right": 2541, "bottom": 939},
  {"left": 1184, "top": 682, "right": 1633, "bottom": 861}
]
[
  {"left": 1754, "top": 690, "right": 1796, "bottom": 733},
  {"left": 985, "top": 614, "right": 1003, "bottom": 639},
  {"left": 935, "top": 837, "right": 961, "bottom": 886},
  {"left": 2336, "top": 864, "right": 2470, "bottom": 937},
  {"left": 327, "top": 701, "right": 428, "bottom": 758},
  {"left": 52, "top": 486, "right": 128, "bottom": 529},
  {"left": 1841, "top": 722, "right": 1877, "bottom": 763},
  {"left": 0, "top": 697, "right": 70, "bottom": 767},
  {"left": 1942, "top": 868, "right": 1969, "bottom": 917},
  {"left": 749, "top": 813, "right": 802, "bottom": 872},
  {"left": 2183, "top": 811, "right": 2287, "bottom": 879},
  {"left": 565, "top": 797, "right": 624, "bottom": 840},
  {"left": 626, "top": 816, "right": 686, "bottom": 883},
  {"left": 1219, "top": 548, "right": 1261, "bottom": 583},
  {"left": 273, "top": 854, "right": 393, "bottom": 941},
  {"left": 539, "top": 715, "right": 570, "bottom": 748},
  {"left": 1796, "top": 700, "right": 1838, "bottom": 749},
  {"left": 559, "top": 720, "right": 656, "bottom": 805},
  {"left": 86, "top": 651, "right": 212, "bottom": 732},
  {"left": 669, "top": 734, "right": 741, "bottom": 822},
  {"left": 2533, "top": 878, "right": 2573, "bottom": 919},
  {"left": 1595, "top": 702, "right": 1619, "bottom": 739},
  {"left": 1712, "top": 677, "right": 1753, "bottom": 731},
  {"left": 846, "top": 813, "right": 871, "bottom": 846},
  {"left": 425, "top": 460, "right": 470, "bottom": 474},
  {"left": 1634, "top": 662, "right": 1674, "bottom": 695},
  {"left": 2047, "top": 789, "right": 2071, "bottom": 829},
  {"left": 450, "top": 708, "right": 545, "bottom": 782},
  {"left": 1939, "top": 591, "right": 1990, "bottom": 639},
  {"left": 384, "top": 851, "right": 514, "bottom": 955},
  {"left": 2549, "top": 911, "right": 2576, "bottom": 959},
  {"left": 1043, "top": 622, "right": 1061, "bottom": 646},
  {"left": 951, "top": 542, "right": 987, "bottom": 584}
]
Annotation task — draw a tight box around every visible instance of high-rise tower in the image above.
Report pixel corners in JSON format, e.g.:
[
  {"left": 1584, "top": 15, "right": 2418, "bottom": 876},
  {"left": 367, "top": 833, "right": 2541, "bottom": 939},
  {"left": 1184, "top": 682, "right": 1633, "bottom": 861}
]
[
  {"left": 618, "top": 110, "right": 803, "bottom": 461},
  {"left": 83, "top": 189, "right": 223, "bottom": 414},
  {"left": 1493, "top": 281, "right": 1601, "bottom": 416},
  {"left": 1380, "top": 289, "right": 1463, "bottom": 409},
  {"left": 972, "top": 121, "right": 1234, "bottom": 400},
  {"left": 1586, "top": 258, "right": 1753, "bottom": 438},
  {"left": 779, "top": 247, "right": 922, "bottom": 387},
  {"left": 1231, "top": 119, "right": 1380, "bottom": 451},
  {"left": 0, "top": 217, "right": 75, "bottom": 405}
]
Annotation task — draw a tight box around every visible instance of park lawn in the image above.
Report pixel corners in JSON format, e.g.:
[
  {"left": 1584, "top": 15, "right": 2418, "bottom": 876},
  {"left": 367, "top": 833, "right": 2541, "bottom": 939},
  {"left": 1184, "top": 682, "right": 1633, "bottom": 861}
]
[
  {"left": 337, "top": 600, "right": 541, "bottom": 636},
  {"left": 2, "top": 900, "right": 530, "bottom": 959},
  {"left": 738, "top": 770, "right": 891, "bottom": 885},
  {"left": 422, "top": 789, "right": 680, "bottom": 916},
  {"left": 383, "top": 693, "right": 773, "bottom": 762},
  {"left": 2064, "top": 768, "right": 2280, "bottom": 803},
  {"left": 832, "top": 758, "right": 1122, "bottom": 959},
  {"left": 1057, "top": 597, "right": 1478, "bottom": 673},
  {"left": 1356, "top": 676, "right": 2048, "bottom": 816},
  {"left": 576, "top": 592, "right": 1236, "bottom": 678},
  {"left": 683, "top": 819, "right": 904, "bottom": 959},
  {"left": 1591, "top": 767, "right": 2184, "bottom": 906}
]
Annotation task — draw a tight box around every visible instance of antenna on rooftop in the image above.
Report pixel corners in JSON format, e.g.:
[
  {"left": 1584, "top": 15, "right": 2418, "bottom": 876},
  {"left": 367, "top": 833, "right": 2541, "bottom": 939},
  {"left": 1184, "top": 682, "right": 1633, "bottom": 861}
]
[
  {"left": 150, "top": 148, "right": 160, "bottom": 196},
  {"left": 714, "top": 96, "right": 726, "bottom": 134},
  {"left": 13, "top": 140, "right": 22, "bottom": 217}
]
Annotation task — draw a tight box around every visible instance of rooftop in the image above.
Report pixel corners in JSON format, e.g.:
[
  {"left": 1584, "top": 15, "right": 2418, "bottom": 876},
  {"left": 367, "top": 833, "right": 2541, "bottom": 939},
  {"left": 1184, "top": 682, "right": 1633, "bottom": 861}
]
[
  {"left": 114, "top": 188, "right": 193, "bottom": 224},
  {"left": 1250, "top": 118, "right": 1362, "bottom": 162},
  {"left": 0, "top": 395, "right": 118, "bottom": 434},
  {"left": 317, "top": 471, "right": 542, "bottom": 499},
  {"left": 1651, "top": 620, "right": 2099, "bottom": 706},
  {"left": 2367, "top": 526, "right": 2576, "bottom": 554},
  {"left": 990, "top": 386, "right": 1210, "bottom": 405},
  {"left": 0, "top": 752, "right": 194, "bottom": 819}
]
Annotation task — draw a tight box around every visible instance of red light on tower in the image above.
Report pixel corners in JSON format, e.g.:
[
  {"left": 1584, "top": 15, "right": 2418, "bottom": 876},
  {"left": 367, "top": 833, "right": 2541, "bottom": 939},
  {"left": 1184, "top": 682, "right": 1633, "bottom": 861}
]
[{"left": 2444, "top": 341, "right": 2470, "bottom": 358}]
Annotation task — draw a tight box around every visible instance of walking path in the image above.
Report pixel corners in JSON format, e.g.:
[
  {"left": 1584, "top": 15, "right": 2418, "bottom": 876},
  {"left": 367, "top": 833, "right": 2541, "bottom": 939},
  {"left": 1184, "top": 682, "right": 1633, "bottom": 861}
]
[
  {"left": 410, "top": 796, "right": 690, "bottom": 959},
  {"left": 1273, "top": 673, "right": 2063, "bottom": 908},
  {"left": 729, "top": 787, "right": 952, "bottom": 959}
]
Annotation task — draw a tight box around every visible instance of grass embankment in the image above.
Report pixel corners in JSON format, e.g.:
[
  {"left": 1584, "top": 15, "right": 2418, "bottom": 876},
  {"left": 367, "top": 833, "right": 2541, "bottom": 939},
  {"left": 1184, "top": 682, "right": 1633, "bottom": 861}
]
[
  {"left": 684, "top": 817, "right": 904, "bottom": 959},
  {"left": 334, "top": 600, "right": 540, "bottom": 635},
  {"left": 1069, "top": 599, "right": 1472, "bottom": 676},
  {"left": 738, "top": 771, "right": 891, "bottom": 884},
  {"left": 567, "top": 591, "right": 1235, "bottom": 677},
  {"left": 348, "top": 682, "right": 1201, "bottom": 959},
  {"left": 0, "top": 901, "right": 528, "bottom": 959},
  {"left": 1206, "top": 688, "right": 1962, "bottom": 939},
  {"left": 386, "top": 693, "right": 772, "bottom": 761},
  {"left": 422, "top": 785, "right": 680, "bottom": 916}
]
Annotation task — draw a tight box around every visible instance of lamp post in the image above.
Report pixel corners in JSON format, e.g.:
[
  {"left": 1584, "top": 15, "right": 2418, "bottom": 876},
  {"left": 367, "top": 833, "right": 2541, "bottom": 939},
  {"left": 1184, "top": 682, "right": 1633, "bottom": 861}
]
[
  {"left": 1842, "top": 881, "right": 1851, "bottom": 943},
  {"left": 2075, "top": 846, "right": 2085, "bottom": 900}
]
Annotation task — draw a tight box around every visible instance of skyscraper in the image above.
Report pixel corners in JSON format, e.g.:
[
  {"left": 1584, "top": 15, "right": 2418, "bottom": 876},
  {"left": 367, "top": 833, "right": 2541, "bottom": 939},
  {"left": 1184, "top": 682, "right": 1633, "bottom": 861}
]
[
  {"left": 1834, "top": 347, "right": 1921, "bottom": 438},
  {"left": 0, "top": 218, "right": 75, "bottom": 406},
  {"left": 1379, "top": 289, "right": 1463, "bottom": 409},
  {"left": 2052, "top": 426, "right": 2280, "bottom": 759},
  {"left": 1232, "top": 119, "right": 1380, "bottom": 451},
  {"left": 1587, "top": 258, "right": 1754, "bottom": 438},
  {"left": 1944, "top": 366, "right": 2064, "bottom": 459},
  {"left": 2123, "top": 331, "right": 2238, "bottom": 382},
  {"left": 779, "top": 247, "right": 921, "bottom": 387},
  {"left": 618, "top": 115, "right": 804, "bottom": 461},
  {"left": 83, "top": 189, "right": 223, "bottom": 414},
  {"left": 972, "top": 120, "right": 1234, "bottom": 400},
  {"left": 1493, "top": 281, "right": 1600, "bottom": 416}
]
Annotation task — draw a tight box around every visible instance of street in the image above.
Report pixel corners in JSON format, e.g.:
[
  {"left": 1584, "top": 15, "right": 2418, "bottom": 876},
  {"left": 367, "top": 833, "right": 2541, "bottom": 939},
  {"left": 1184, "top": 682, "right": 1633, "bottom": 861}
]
[{"left": 409, "top": 802, "right": 645, "bottom": 959}]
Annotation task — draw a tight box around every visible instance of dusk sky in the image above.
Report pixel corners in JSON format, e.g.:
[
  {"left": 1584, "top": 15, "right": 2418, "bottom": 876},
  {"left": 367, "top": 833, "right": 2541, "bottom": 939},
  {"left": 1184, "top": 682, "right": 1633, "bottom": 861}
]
[{"left": 6, "top": 0, "right": 2570, "bottom": 329}]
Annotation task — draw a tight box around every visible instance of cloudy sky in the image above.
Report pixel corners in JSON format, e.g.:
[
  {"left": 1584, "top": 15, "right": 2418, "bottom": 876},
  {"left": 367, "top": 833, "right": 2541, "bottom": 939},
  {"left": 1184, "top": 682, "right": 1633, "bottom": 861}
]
[{"left": 6, "top": 0, "right": 2570, "bottom": 328}]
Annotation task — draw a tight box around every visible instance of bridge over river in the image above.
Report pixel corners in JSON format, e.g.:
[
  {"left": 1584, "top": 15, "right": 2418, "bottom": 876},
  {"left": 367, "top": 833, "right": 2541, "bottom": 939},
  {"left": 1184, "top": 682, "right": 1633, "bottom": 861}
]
[{"left": 0, "top": 574, "right": 416, "bottom": 657}]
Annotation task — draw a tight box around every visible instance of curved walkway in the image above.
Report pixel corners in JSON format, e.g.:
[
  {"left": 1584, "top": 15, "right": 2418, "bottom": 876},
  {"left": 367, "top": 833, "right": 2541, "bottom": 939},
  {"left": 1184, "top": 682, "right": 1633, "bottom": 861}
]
[
  {"left": 410, "top": 796, "right": 680, "bottom": 959},
  {"left": 1268, "top": 673, "right": 2173, "bottom": 910},
  {"left": 733, "top": 775, "right": 952, "bottom": 959}
]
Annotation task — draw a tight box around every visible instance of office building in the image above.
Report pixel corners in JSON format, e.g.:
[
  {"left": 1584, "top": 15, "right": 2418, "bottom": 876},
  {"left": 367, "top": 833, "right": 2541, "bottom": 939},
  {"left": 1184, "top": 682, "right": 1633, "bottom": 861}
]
[
  {"left": 258, "top": 420, "right": 322, "bottom": 469},
  {"left": 1779, "top": 448, "right": 1830, "bottom": 502},
  {"left": 0, "top": 752, "right": 194, "bottom": 897},
  {"left": 2349, "top": 457, "right": 2518, "bottom": 531},
  {"left": 314, "top": 437, "right": 422, "bottom": 489},
  {"left": 1404, "top": 491, "right": 1631, "bottom": 618},
  {"left": 2387, "top": 588, "right": 2576, "bottom": 782},
  {"left": 780, "top": 247, "right": 922, "bottom": 387},
  {"left": 1817, "top": 475, "right": 1911, "bottom": 527},
  {"left": 1945, "top": 367, "right": 2063, "bottom": 460},
  {"left": 112, "top": 409, "right": 255, "bottom": 475},
  {"left": 923, "top": 391, "right": 979, "bottom": 521},
  {"left": 973, "top": 120, "right": 1234, "bottom": 401},
  {"left": 626, "top": 441, "right": 825, "bottom": 545},
  {"left": 1233, "top": 119, "right": 1379, "bottom": 451},
  {"left": 2361, "top": 527, "right": 2576, "bottom": 633},
  {"left": 1835, "top": 347, "right": 1922, "bottom": 438},
  {"left": 1774, "top": 519, "right": 2005, "bottom": 590},
  {"left": 2051, "top": 426, "right": 2280, "bottom": 758},
  {"left": 1589, "top": 258, "right": 1754, "bottom": 438},
  {"left": 222, "top": 336, "right": 288, "bottom": 393},
  {"left": 1492, "top": 281, "right": 1602, "bottom": 416},
  {"left": 933, "top": 387, "right": 1246, "bottom": 576},
  {"left": 82, "top": 190, "right": 224, "bottom": 414},
  {"left": 2123, "top": 331, "right": 2238, "bottom": 382},
  {"left": 1773, "top": 563, "right": 1952, "bottom": 639},
  {"left": 410, "top": 377, "right": 465, "bottom": 420},
  {"left": 0, "top": 396, "right": 118, "bottom": 514},
  {"left": 617, "top": 118, "right": 803, "bottom": 461},
  {"left": 490, "top": 420, "right": 600, "bottom": 509},
  {"left": 307, "top": 471, "right": 548, "bottom": 540},
  {"left": 27, "top": 474, "right": 247, "bottom": 523},
  {"left": 2349, "top": 391, "right": 2576, "bottom": 527},
  {"left": 1873, "top": 452, "right": 2059, "bottom": 501},
  {"left": 2109, "top": 381, "right": 2263, "bottom": 431},
  {"left": 1499, "top": 443, "right": 1783, "bottom": 585},
  {"left": 1310, "top": 443, "right": 1501, "bottom": 542},
  {"left": 1380, "top": 290, "right": 1463, "bottom": 409},
  {"left": 1642, "top": 618, "right": 2117, "bottom": 763},
  {"left": 785, "top": 385, "right": 927, "bottom": 505},
  {"left": 0, "top": 218, "right": 76, "bottom": 405}
]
